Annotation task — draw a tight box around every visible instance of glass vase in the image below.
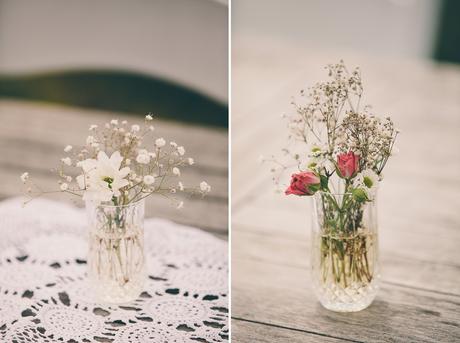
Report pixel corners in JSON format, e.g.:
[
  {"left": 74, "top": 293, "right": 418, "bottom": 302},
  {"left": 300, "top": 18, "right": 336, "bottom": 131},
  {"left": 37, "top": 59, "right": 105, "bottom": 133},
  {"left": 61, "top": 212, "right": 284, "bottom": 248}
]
[
  {"left": 86, "top": 199, "right": 145, "bottom": 303},
  {"left": 311, "top": 192, "right": 380, "bottom": 312}
]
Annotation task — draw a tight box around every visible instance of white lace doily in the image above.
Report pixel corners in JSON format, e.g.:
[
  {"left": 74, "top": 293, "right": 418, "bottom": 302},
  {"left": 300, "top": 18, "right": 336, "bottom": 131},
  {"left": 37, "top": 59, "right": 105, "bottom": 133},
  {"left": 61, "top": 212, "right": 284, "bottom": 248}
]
[{"left": 0, "top": 198, "right": 228, "bottom": 342}]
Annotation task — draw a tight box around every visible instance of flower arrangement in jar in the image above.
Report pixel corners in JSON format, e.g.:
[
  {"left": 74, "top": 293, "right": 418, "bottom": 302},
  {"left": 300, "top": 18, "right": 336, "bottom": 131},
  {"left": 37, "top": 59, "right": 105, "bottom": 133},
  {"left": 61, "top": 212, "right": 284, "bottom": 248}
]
[
  {"left": 21, "top": 114, "right": 211, "bottom": 302},
  {"left": 265, "top": 61, "right": 398, "bottom": 312}
]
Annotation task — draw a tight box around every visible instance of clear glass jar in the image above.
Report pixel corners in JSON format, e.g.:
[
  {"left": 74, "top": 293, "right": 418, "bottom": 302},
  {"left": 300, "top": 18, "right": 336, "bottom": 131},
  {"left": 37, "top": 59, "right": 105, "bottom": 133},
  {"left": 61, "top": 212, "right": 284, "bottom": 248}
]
[
  {"left": 86, "top": 199, "right": 145, "bottom": 303},
  {"left": 311, "top": 192, "right": 380, "bottom": 312}
]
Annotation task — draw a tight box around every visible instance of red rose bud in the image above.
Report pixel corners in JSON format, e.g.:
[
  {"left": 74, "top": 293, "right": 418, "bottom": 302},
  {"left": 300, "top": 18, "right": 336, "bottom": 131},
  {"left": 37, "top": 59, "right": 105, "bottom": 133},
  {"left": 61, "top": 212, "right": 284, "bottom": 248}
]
[
  {"left": 337, "top": 152, "right": 359, "bottom": 178},
  {"left": 285, "top": 171, "right": 320, "bottom": 196}
]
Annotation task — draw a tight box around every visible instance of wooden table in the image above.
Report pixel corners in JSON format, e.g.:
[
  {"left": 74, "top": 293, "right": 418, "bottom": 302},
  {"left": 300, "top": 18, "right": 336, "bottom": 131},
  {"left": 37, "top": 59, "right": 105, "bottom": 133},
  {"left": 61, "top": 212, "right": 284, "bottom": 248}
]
[
  {"left": 231, "top": 38, "right": 460, "bottom": 342},
  {"left": 0, "top": 100, "right": 228, "bottom": 239}
]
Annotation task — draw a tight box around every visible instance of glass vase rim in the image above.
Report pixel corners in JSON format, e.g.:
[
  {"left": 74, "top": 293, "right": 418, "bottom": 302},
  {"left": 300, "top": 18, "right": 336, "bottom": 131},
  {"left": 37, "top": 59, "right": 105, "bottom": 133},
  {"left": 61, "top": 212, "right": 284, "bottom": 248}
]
[{"left": 85, "top": 198, "right": 145, "bottom": 208}]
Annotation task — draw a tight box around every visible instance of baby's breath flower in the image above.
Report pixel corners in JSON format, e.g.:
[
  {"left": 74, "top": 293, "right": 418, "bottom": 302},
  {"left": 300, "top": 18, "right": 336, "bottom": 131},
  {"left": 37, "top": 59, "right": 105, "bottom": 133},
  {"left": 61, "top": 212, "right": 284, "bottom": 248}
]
[
  {"left": 172, "top": 167, "right": 180, "bottom": 176},
  {"left": 60, "top": 183, "right": 69, "bottom": 191},
  {"left": 86, "top": 136, "right": 96, "bottom": 145},
  {"left": 177, "top": 201, "right": 184, "bottom": 209},
  {"left": 131, "top": 124, "right": 140, "bottom": 132},
  {"left": 64, "top": 145, "right": 73, "bottom": 153},
  {"left": 149, "top": 125, "right": 155, "bottom": 131},
  {"left": 170, "top": 188, "right": 176, "bottom": 194},
  {"left": 200, "top": 181, "right": 211, "bottom": 192},
  {"left": 136, "top": 153, "right": 150, "bottom": 164},
  {"left": 20, "top": 172, "right": 29, "bottom": 183},
  {"left": 155, "top": 138, "right": 166, "bottom": 147},
  {"left": 178, "top": 182, "right": 184, "bottom": 191},
  {"left": 146, "top": 114, "right": 153, "bottom": 121},
  {"left": 61, "top": 157, "right": 72, "bottom": 166},
  {"left": 89, "top": 124, "right": 98, "bottom": 131},
  {"left": 177, "top": 146, "right": 185, "bottom": 156},
  {"left": 170, "top": 141, "right": 177, "bottom": 148},
  {"left": 110, "top": 119, "right": 118, "bottom": 125},
  {"left": 188, "top": 158, "right": 194, "bottom": 165},
  {"left": 125, "top": 159, "right": 131, "bottom": 165},
  {"left": 143, "top": 175, "right": 155, "bottom": 185}
]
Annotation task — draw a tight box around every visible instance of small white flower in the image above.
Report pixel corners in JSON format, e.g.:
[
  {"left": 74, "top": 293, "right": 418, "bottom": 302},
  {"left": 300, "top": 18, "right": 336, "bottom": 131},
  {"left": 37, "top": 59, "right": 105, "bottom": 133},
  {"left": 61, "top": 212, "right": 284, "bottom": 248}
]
[
  {"left": 136, "top": 154, "right": 150, "bottom": 164},
  {"left": 86, "top": 136, "right": 96, "bottom": 145},
  {"left": 110, "top": 119, "right": 118, "bottom": 125},
  {"left": 20, "top": 172, "right": 29, "bottom": 183},
  {"left": 172, "top": 167, "right": 180, "bottom": 176},
  {"left": 60, "top": 183, "right": 68, "bottom": 191},
  {"left": 170, "top": 188, "right": 176, "bottom": 194},
  {"left": 76, "top": 151, "right": 130, "bottom": 204},
  {"left": 64, "top": 145, "right": 72, "bottom": 153},
  {"left": 149, "top": 125, "right": 155, "bottom": 131},
  {"left": 177, "top": 201, "right": 184, "bottom": 209},
  {"left": 66, "top": 176, "right": 73, "bottom": 182},
  {"left": 61, "top": 157, "right": 72, "bottom": 166},
  {"left": 89, "top": 124, "right": 98, "bottom": 131},
  {"left": 178, "top": 182, "right": 184, "bottom": 191},
  {"left": 188, "top": 158, "right": 194, "bottom": 165},
  {"left": 200, "top": 181, "right": 211, "bottom": 192},
  {"left": 354, "top": 169, "right": 379, "bottom": 200},
  {"left": 143, "top": 175, "right": 155, "bottom": 185},
  {"left": 170, "top": 141, "right": 177, "bottom": 148},
  {"left": 155, "top": 138, "right": 166, "bottom": 147},
  {"left": 125, "top": 158, "right": 131, "bottom": 166},
  {"left": 131, "top": 124, "right": 140, "bottom": 132},
  {"left": 177, "top": 146, "right": 185, "bottom": 156},
  {"left": 146, "top": 114, "right": 153, "bottom": 121}
]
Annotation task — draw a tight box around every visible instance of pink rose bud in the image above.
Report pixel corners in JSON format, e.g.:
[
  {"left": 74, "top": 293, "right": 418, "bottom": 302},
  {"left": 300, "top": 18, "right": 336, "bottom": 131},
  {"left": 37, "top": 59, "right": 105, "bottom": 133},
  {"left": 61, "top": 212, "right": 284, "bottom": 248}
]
[
  {"left": 285, "top": 171, "right": 320, "bottom": 196},
  {"left": 337, "top": 151, "right": 359, "bottom": 178}
]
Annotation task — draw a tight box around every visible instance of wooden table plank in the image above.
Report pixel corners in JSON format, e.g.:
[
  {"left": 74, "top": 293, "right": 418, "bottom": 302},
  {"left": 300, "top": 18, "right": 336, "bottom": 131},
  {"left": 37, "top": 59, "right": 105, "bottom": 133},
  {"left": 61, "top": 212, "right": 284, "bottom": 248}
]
[
  {"left": 232, "top": 319, "right": 356, "bottom": 343},
  {"left": 233, "top": 258, "right": 460, "bottom": 343}
]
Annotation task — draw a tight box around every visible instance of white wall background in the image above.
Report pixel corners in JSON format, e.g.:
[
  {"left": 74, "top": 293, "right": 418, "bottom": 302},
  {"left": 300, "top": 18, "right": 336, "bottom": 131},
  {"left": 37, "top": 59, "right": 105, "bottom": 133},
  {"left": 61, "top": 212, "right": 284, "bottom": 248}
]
[
  {"left": 232, "top": 0, "right": 441, "bottom": 60},
  {"left": 0, "top": 0, "right": 228, "bottom": 103}
]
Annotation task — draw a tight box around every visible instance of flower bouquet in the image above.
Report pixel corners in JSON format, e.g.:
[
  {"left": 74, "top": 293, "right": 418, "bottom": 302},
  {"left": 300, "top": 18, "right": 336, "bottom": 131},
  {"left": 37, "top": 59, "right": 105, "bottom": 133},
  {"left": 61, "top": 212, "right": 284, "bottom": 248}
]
[
  {"left": 268, "top": 61, "right": 398, "bottom": 312},
  {"left": 21, "top": 115, "right": 211, "bottom": 302}
]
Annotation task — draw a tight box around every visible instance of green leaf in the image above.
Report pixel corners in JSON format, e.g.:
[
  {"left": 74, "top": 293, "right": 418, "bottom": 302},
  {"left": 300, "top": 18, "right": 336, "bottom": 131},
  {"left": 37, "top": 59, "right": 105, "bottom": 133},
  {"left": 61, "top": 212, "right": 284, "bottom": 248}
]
[
  {"left": 320, "top": 174, "right": 329, "bottom": 190},
  {"left": 352, "top": 188, "right": 368, "bottom": 203}
]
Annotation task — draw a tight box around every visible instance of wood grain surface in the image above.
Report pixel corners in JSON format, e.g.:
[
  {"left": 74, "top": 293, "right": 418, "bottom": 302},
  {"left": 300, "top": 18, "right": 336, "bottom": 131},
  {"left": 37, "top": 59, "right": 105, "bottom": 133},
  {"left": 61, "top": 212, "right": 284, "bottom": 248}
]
[{"left": 231, "top": 37, "right": 460, "bottom": 342}]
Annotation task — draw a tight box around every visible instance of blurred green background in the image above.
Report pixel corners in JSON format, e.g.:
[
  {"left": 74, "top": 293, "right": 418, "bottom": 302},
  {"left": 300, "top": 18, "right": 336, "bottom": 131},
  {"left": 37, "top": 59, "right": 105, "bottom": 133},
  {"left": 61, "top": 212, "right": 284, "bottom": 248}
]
[{"left": 0, "top": 70, "right": 228, "bottom": 127}]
